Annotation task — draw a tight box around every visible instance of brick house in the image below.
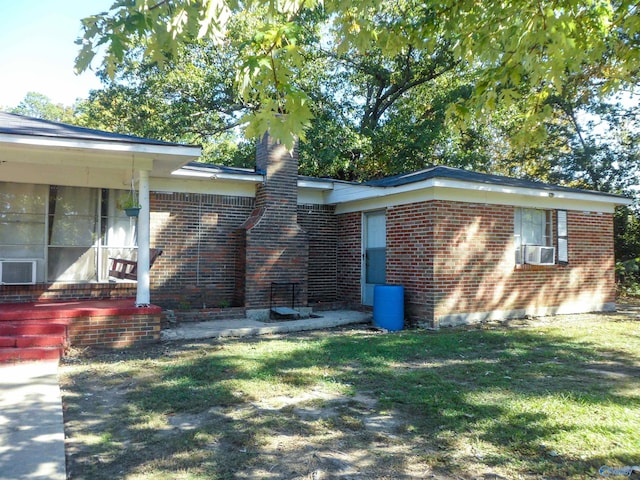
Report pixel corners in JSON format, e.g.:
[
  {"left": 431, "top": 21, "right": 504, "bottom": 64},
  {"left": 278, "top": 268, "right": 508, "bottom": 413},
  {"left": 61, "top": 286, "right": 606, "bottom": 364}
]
[{"left": 0, "top": 112, "right": 631, "bottom": 347}]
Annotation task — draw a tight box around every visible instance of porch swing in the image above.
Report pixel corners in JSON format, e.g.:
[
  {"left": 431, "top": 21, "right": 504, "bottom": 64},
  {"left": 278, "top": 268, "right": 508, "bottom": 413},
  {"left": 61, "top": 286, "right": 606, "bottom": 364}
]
[{"left": 108, "top": 248, "right": 163, "bottom": 280}]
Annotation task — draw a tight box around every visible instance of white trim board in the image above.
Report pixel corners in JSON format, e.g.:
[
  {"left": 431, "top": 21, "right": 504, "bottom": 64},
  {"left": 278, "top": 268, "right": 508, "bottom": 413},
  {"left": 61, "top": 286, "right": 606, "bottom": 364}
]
[
  {"left": 332, "top": 182, "right": 629, "bottom": 214},
  {"left": 0, "top": 133, "right": 201, "bottom": 158}
]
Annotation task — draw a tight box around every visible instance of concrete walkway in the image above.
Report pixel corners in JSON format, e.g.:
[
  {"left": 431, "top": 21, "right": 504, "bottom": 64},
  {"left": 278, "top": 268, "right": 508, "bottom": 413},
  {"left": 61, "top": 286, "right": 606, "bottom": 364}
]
[
  {"left": 0, "top": 309, "right": 372, "bottom": 480},
  {"left": 0, "top": 361, "right": 66, "bottom": 480},
  {"left": 161, "top": 309, "right": 373, "bottom": 341}
]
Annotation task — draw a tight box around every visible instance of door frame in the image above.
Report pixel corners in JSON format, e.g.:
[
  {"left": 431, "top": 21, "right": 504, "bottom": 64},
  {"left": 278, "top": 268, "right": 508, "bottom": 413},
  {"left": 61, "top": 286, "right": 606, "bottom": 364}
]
[{"left": 361, "top": 209, "right": 387, "bottom": 306}]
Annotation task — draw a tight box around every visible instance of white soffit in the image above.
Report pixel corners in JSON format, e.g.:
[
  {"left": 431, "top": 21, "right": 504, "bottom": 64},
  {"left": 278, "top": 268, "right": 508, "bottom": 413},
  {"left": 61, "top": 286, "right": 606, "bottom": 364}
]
[{"left": 168, "top": 169, "right": 337, "bottom": 201}]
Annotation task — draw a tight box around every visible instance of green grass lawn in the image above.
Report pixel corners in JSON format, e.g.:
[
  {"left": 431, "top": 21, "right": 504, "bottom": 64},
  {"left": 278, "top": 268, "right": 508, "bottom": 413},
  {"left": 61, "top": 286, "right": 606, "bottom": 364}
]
[{"left": 61, "top": 312, "right": 640, "bottom": 479}]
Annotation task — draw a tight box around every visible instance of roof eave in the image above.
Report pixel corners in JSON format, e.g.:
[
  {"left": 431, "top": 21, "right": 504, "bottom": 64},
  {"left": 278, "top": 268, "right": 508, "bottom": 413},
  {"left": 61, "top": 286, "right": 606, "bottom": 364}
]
[
  {"left": 171, "top": 168, "right": 264, "bottom": 183},
  {"left": 298, "top": 179, "right": 334, "bottom": 190},
  {"left": 326, "top": 177, "right": 632, "bottom": 207},
  {"left": 0, "top": 132, "right": 201, "bottom": 158}
]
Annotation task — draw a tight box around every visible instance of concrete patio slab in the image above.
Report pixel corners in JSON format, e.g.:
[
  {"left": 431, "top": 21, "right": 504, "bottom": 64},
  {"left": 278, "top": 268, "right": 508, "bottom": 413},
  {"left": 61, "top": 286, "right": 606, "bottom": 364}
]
[{"left": 161, "top": 309, "right": 373, "bottom": 341}]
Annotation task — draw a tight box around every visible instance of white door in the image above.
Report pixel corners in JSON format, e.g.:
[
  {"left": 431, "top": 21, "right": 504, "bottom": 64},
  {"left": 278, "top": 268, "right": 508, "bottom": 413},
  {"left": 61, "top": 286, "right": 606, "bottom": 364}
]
[{"left": 362, "top": 210, "right": 386, "bottom": 306}]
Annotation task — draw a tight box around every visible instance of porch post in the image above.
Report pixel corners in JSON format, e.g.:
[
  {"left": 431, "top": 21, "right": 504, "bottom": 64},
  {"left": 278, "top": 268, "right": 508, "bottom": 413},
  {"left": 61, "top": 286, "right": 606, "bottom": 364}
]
[{"left": 136, "top": 169, "right": 151, "bottom": 307}]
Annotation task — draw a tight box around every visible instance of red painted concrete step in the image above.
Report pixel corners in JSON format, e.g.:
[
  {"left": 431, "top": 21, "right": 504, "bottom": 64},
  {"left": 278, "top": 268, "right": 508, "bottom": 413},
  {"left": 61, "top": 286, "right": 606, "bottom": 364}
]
[
  {"left": 0, "top": 321, "right": 68, "bottom": 364},
  {"left": 15, "top": 335, "right": 66, "bottom": 348},
  {"left": 0, "top": 346, "right": 63, "bottom": 363},
  {"left": 0, "top": 323, "right": 67, "bottom": 336},
  {"left": 0, "top": 299, "right": 159, "bottom": 322}
]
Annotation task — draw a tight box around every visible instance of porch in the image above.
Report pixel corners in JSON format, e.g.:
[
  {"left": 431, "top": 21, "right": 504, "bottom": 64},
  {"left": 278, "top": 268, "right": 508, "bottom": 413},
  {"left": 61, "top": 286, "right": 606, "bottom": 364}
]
[{"left": 0, "top": 299, "right": 161, "bottom": 363}]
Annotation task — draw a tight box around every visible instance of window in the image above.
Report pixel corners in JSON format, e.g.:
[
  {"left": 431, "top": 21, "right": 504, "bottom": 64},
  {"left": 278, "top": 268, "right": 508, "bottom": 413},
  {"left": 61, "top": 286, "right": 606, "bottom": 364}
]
[
  {"left": 514, "top": 208, "right": 553, "bottom": 264},
  {"left": 557, "top": 210, "right": 568, "bottom": 264},
  {"left": 0, "top": 183, "right": 47, "bottom": 282},
  {"left": 47, "top": 186, "right": 100, "bottom": 281},
  {"left": 0, "top": 182, "right": 137, "bottom": 283}
]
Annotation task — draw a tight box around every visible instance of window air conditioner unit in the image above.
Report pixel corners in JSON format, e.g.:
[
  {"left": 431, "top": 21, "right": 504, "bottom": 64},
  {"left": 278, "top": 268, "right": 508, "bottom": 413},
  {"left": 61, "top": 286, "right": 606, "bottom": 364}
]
[
  {"left": 0, "top": 260, "right": 37, "bottom": 285},
  {"left": 524, "top": 246, "right": 555, "bottom": 266}
]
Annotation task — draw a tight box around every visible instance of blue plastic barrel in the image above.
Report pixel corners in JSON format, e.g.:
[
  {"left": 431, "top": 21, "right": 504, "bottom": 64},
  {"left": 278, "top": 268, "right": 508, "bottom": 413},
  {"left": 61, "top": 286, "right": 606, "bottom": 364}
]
[{"left": 373, "top": 285, "right": 404, "bottom": 331}]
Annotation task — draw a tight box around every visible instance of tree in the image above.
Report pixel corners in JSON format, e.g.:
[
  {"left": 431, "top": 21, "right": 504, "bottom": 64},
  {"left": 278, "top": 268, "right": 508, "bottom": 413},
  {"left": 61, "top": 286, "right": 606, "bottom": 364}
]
[
  {"left": 76, "top": 0, "right": 640, "bottom": 148},
  {"left": 550, "top": 94, "right": 640, "bottom": 192},
  {"left": 74, "top": 6, "right": 466, "bottom": 177},
  {"left": 75, "top": 40, "right": 256, "bottom": 167},
  {"left": 75, "top": 33, "right": 475, "bottom": 179},
  {"left": 11, "top": 92, "right": 74, "bottom": 122}
]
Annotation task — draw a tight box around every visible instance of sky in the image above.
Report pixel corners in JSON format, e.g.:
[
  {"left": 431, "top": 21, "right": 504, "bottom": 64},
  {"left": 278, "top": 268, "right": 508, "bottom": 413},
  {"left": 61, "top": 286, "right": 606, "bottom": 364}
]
[{"left": 0, "top": 0, "right": 114, "bottom": 109}]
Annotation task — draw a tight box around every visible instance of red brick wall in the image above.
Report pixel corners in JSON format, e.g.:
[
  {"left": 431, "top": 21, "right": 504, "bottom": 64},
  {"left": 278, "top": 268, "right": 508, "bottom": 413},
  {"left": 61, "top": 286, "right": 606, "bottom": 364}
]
[
  {"left": 426, "top": 201, "right": 521, "bottom": 324},
  {"left": 0, "top": 283, "right": 135, "bottom": 304},
  {"left": 336, "top": 212, "right": 362, "bottom": 306},
  {"left": 150, "top": 192, "right": 255, "bottom": 309},
  {"left": 67, "top": 310, "right": 161, "bottom": 348},
  {"left": 298, "top": 204, "right": 338, "bottom": 305},
  {"left": 1, "top": 191, "right": 617, "bottom": 327},
  {"left": 386, "top": 202, "right": 437, "bottom": 322},
  {"left": 386, "top": 200, "right": 616, "bottom": 326}
]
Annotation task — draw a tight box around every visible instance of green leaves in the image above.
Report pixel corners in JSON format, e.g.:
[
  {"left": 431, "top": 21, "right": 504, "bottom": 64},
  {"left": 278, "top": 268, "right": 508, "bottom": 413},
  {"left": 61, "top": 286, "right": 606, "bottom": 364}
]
[{"left": 75, "top": 0, "right": 639, "bottom": 149}]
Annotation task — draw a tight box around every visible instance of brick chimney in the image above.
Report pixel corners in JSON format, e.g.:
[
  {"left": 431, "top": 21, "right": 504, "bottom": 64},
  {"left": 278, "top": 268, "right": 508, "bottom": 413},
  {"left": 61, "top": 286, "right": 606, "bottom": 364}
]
[{"left": 234, "top": 134, "right": 309, "bottom": 315}]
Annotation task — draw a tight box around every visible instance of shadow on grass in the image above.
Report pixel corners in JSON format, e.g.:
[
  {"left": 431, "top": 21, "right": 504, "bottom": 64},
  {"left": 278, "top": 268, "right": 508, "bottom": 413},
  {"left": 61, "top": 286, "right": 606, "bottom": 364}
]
[{"left": 62, "top": 319, "right": 640, "bottom": 479}]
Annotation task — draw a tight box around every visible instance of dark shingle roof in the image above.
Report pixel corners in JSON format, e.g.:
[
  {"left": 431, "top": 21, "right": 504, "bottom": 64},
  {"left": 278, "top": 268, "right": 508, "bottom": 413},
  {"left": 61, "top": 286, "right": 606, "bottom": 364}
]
[
  {"left": 184, "top": 163, "right": 628, "bottom": 201},
  {"left": 363, "top": 165, "right": 627, "bottom": 199},
  {"left": 4, "top": 111, "right": 622, "bottom": 201},
  {"left": 0, "top": 111, "right": 190, "bottom": 147}
]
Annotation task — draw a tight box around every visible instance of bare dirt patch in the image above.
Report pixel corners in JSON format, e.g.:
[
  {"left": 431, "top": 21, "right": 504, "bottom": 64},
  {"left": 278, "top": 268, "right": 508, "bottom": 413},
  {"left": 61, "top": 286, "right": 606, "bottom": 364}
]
[{"left": 61, "top": 335, "right": 497, "bottom": 479}]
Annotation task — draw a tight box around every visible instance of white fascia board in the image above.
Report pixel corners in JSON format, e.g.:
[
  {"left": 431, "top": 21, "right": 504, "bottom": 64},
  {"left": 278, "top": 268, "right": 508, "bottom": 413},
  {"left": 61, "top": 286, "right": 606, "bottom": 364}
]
[
  {"left": 325, "top": 182, "right": 382, "bottom": 203},
  {"left": 334, "top": 189, "right": 435, "bottom": 214},
  {"left": 435, "top": 187, "right": 621, "bottom": 213},
  {"left": 211, "top": 172, "right": 263, "bottom": 182},
  {"left": 0, "top": 133, "right": 201, "bottom": 159},
  {"left": 297, "top": 179, "right": 334, "bottom": 205},
  {"left": 170, "top": 169, "right": 214, "bottom": 179},
  {"left": 441, "top": 178, "right": 630, "bottom": 206},
  {"left": 297, "top": 179, "right": 334, "bottom": 190},
  {"left": 332, "top": 178, "right": 630, "bottom": 214},
  {"left": 171, "top": 168, "right": 263, "bottom": 183}
]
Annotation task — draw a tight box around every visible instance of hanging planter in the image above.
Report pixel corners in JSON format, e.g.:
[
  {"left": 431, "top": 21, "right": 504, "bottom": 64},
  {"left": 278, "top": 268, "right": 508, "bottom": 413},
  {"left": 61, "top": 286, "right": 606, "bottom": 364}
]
[
  {"left": 124, "top": 206, "right": 141, "bottom": 217},
  {"left": 119, "top": 169, "right": 141, "bottom": 217},
  {"left": 118, "top": 191, "right": 141, "bottom": 217}
]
